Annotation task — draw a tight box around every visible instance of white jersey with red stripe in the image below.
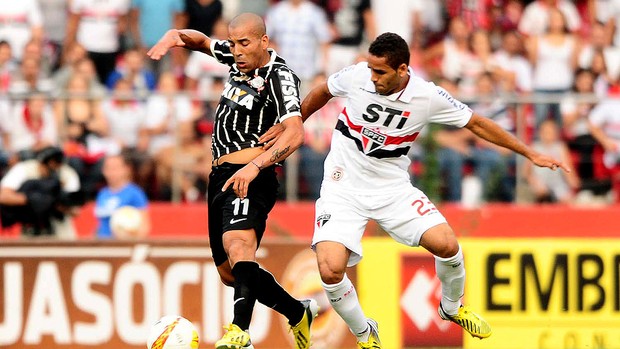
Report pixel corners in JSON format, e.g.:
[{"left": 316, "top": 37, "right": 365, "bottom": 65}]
[{"left": 322, "top": 62, "right": 473, "bottom": 194}]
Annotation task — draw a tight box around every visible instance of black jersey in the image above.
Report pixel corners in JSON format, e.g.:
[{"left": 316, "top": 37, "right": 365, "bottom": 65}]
[{"left": 209, "top": 40, "right": 302, "bottom": 159}]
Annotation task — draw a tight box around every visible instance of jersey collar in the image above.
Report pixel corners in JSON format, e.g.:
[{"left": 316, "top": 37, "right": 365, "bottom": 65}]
[
  {"left": 385, "top": 67, "right": 415, "bottom": 103},
  {"left": 243, "top": 48, "right": 281, "bottom": 78}
]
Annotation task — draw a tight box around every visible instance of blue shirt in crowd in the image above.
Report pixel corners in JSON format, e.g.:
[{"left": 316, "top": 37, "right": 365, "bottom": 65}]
[{"left": 94, "top": 183, "right": 148, "bottom": 238}]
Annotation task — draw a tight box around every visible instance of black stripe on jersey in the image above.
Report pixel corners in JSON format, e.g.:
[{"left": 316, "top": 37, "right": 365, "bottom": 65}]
[
  {"left": 335, "top": 120, "right": 410, "bottom": 159},
  {"left": 208, "top": 40, "right": 301, "bottom": 158}
]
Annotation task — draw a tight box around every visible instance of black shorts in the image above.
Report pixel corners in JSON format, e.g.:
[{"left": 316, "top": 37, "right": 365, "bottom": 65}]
[{"left": 207, "top": 162, "right": 279, "bottom": 266}]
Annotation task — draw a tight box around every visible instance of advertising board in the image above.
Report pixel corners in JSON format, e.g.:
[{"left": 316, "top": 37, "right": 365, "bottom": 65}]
[{"left": 0, "top": 240, "right": 356, "bottom": 349}]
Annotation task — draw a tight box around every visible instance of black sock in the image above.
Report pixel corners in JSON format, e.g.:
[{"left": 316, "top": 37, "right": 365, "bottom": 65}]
[
  {"left": 255, "top": 267, "right": 305, "bottom": 325},
  {"left": 231, "top": 261, "right": 260, "bottom": 330}
]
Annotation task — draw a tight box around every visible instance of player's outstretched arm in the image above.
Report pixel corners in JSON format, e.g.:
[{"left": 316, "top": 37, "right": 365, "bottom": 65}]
[
  {"left": 465, "top": 113, "right": 570, "bottom": 172},
  {"left": 301, "top": 82, "right": 334, "bottom": 122},
  {"left": 147, "top": 29, "right": 212, "bottom": 60}
]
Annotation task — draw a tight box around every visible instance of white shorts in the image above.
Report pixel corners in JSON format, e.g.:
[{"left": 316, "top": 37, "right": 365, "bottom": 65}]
[{"left": 312, "top": 184, "right": 447, "bottom": 267}]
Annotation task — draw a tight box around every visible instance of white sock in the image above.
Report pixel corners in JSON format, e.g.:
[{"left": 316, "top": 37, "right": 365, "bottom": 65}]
[
  {"left": 434, "top": 245, "right": 465, "bottom": 315},
  {"left": 322, "top": 274, "right": 369, "bottom": 341}
]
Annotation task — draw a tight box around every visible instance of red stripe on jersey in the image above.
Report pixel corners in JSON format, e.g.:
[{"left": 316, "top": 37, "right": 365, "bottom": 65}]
[{"left": 341, "top": 107, "right": 419, "bottom": 146}]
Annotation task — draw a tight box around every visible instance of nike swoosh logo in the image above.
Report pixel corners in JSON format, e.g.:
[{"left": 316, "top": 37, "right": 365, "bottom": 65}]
[{"left": 230, "top": 218, "right": 248, "bottom": 224}]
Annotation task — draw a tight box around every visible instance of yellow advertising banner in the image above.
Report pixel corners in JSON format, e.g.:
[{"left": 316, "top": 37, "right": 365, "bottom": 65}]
[
  {"left": 461, "top": 239, "right": 620, "bottom": 349},
  {"left": 360, "top": 238, "right": 620, "bottom": 349}
]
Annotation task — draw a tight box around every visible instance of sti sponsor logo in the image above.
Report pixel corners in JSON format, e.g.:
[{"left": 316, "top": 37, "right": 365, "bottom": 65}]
[
  {"left": 222, "top": 82, "right": 255, "bottom": 110},
  {"left": 277, "top": 70, "right": 300, "bottom": 111},
  {"left": 362, "top": 104, "right": 410, "bottom": 129}
]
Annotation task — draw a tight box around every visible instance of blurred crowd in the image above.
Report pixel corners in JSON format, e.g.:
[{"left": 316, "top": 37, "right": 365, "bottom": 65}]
[{"left": 1, "top": 0, "right": 620, "bottom": 220}]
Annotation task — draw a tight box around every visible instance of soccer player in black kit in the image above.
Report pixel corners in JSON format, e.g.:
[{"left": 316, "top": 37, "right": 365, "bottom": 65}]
[{"left": 148, "top": 13, "right": 318, "bottom": 349}]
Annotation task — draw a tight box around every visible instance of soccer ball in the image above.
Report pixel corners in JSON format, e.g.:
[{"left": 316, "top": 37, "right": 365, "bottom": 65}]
[
  {"left": 146, "top": 315, "right": 199, "bottom": 349},
  {"left": 110, "top": 206, "right": 144, "bottom": 238}
]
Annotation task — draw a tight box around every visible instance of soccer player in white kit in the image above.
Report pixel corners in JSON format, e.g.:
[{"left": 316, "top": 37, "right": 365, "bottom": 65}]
[{"left": 262, "top": 32, "right": 570, "bottom": 348}]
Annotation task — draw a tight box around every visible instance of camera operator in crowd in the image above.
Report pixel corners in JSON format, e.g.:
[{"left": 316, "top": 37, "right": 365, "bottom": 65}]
[{"left": 0, "top": 146, "right": 83, "bottom": 238}]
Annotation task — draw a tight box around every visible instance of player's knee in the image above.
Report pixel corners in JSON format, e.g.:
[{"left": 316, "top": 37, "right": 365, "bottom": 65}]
[
  {"left": 317, "top": 262, "right": 345, "bottom": 285},
  {"left": 434, "top": 239, "right": 460, "bottom": 259}
]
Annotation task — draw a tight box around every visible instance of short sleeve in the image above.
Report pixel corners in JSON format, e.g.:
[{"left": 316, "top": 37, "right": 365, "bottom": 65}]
[
  {"left": 327, "top": 65, "right": 356, "bottom": 97},
  {"left": 427, "top": 84, "right": 473, "bottom": 128},
  {"left": 60, "top": 165, "right": 81, "bottom": 193},
  {"left": 270, "top": 67, "right": 302, "bottom": 122},
  {"left": 130, "top": 186, "right": 149, "bottom": 208},
  {"left": 0, "top": 163, "right": 27, "bottom": 190},
  {"left": 209, "top": 39, "right": 236, "bottom": 67},
  {"left": 589, "top": 103, "right": 608, "bottom": 127}
]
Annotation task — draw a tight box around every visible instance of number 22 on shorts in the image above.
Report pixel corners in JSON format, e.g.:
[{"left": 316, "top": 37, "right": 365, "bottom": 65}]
[{"left": 412, "top": 196, "right": 437, "bottom": 216}]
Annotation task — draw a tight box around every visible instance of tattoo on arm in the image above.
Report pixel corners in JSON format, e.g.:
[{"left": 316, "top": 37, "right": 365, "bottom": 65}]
[{"left": 269, "top": 146, "right": 291, "bottom": 162}]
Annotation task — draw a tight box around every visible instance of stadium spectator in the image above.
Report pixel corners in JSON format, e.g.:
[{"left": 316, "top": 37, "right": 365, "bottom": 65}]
[
  {"left": 444, "top": 0, "right": 494, "bottom": 31},
  {"left": 102, "top": 78, "right": 152, "bottom": 194},
  {"left": 183, "top": 19, "right": 229, "bottom": 97},
  {"left": 39, "top": 0, "right": 69, "bottom": 71},
  {"left": 436, "top": 73, "right": 514, "bottom": 203},
  {"left": 0, "top": 98, "right": 12, "bottom": 171},
  {"left": 518, "top": 0, "right": 582, "bottom": 36},
  {"left": 145, "top": 72, "right": 195, "bottom": 157},
  {"left": 65, "top": 0, "right": 131, "bottom": 84},
  {"left": 561, "top": 68, "right": 600, "bottom": 189},
  {"left": 410, "top": 0, "right": 445, "bottom": 40},
  {"left": 525, "top": 119, "right": 580, "bottom": 203},
  {"left": 491, "top": 30, "right": 533, "bottom": 93},
  {"left": 265, "top": 0, "right": 332, "bottom": 95},
  {"left": 154, "top": 120, "right": 209, "bottom": 202},
  {"left": 0, "top": 146, "right": 82, "bottom": 238},
  {"left": 578, "top": 21, "right": 620, "bottom": 73},
  {"left": 526, "top": 7, "right": 580, "bottom": 131},
  {"left": 0, "top": 41, "right": 16, "bottom": 93},
  {"left": 105, "top": 48, "right": 157, "bottom": 94},
  {"left": 487, "top": 0, "right": 524, "bottom": 43},
  {"left": 323, "top": 0, "right": 376, "bottom": 75},
  {"left": 52, "top": 43, "right": 88, "bottom": 89},
  {"left": 55, "top": 72, "right": 109, "bottom": 199},
  {"left": 94, "top": 154, "right": 150, "bottom": 238},
  {"left": 21, "top": 39, "right": 53, "bottom": 78},
  {"left": 1, "top": 93, "right": 58, "bottom": 161},
  {"left": 372, "top": 0, "right": 439, "bottom": 45},
  {"left": 8, "top": 56, "right": 55, "bottom": 97},
  {"left": 0, "top": 0, "right": 43, "bottom": 62},
  {"left": 604, "top": 0, "right": 620, "bottom": 46},
  {"left": 588, "top": 87, "right": 620, "bottom": 201},
  {"left": 423, "top": 17, "right": 472, "bottom": 83},
  {"left": 459, "top": 29, "right": 496, "bottom": 96},
  {"left": 298, "top": 73, "right": 342, "bottom": 200},
  {"left": 182, "top": 0, "right": 223, "bottom": 36},
  {"left": 129, "top": 0, "right": 185, "bottom": 77},
  {"left": 73, "top": 58, "right": 108, "bottom": 97}
]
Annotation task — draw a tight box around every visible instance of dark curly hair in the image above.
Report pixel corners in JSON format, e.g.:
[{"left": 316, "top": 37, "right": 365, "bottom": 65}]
[{"left": 368, "top": 32, "right": 410, "bottom": 70}]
